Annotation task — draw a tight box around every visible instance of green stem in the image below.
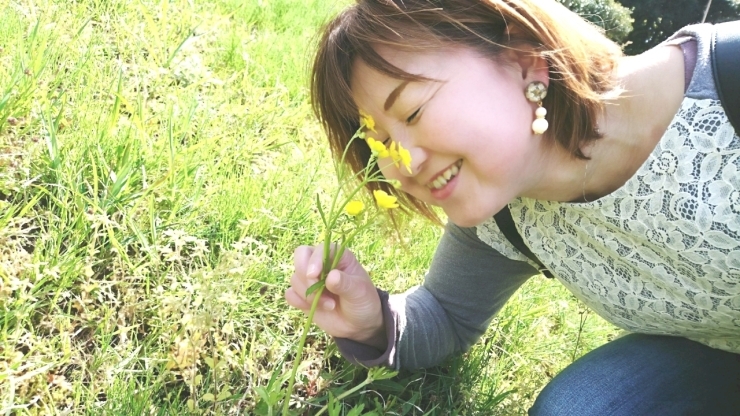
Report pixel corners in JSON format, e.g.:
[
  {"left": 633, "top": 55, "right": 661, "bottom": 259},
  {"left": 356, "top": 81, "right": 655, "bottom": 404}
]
[
  {"left": 329, "top": 167, "right": 387, "bottom": 232},
  {"left": 281, "top": 222, "right": 373, "bottom": 414},
  {"left": 342, "top": 213, "right": 380, "bottom": 245},
  {"left": 339, "top": 133, "right": 361, "bottom": 167},
  {"left": 282, "top": 284, "right": 326, "bottom": 415},
  {"left": 283, "top": 127, "right": 394, "bottom": 415},
  {"left": 326, "top": 134, "right": 363, "bottom": 232},
  {"left": 322, "top": 230, "right": 333, "bottom": 277}
]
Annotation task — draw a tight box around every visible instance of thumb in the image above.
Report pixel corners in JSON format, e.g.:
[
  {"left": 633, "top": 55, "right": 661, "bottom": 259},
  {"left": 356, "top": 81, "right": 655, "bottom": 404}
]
[{"left": 325, "top": 269, "right": 371, "bottom": 302}]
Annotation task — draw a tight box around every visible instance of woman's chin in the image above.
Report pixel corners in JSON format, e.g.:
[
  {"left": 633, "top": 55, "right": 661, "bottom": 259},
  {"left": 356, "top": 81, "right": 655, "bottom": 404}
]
[
  {"left": 446, "top": 202, "right": 508, "bottom": 228},
  {"left": 446, "top": 211, "right": 488, "bottom": 228}
]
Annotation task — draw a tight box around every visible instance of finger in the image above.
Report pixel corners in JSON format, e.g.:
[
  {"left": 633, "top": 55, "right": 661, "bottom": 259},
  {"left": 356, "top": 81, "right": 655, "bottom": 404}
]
[
  {"left": 321, "top": 297, "right": 336, "bottom": 311},
  {"left": 287, "top": 285, "right": 337, "bottom": 312},
  {"left": 308, "top": 243, "right": 354, "bottom": 277},
  {"left": 293, "top": 246, "right": 313, "bottom": 276},
  {"left": 306, "top": 245, "right": 328, "bottom": 281},
  {"left": 285, "top": 288, "right": 310, "bottom": 311},
  {"left": 290, "top": 269, "right": 310, "bottom": 293},
  {"left": 291, "top": 269, "right": 337, "bottom": 307},
  {"left": 325, "top": 269, "right": 369, "bottom": 301},
  {"left": 333, "top": 248, "right": 359, "bottom": 271}
]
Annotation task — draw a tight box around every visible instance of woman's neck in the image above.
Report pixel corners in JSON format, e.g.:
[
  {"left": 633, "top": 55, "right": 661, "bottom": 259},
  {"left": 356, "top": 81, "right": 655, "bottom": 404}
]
[
  {"left": 521, "top": 43, "right": 687, "bottom": 204},
  {"left": 581, "top": 44, "right": 687, "bottom": 201}
]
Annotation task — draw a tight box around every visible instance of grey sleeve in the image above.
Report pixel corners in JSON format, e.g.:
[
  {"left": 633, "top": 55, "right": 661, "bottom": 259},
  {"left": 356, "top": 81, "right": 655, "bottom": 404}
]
[
  {"left": 335, "top": 222, "right": 537, "bottom": 369},
  {"left": 663, "top": 23, "right": 718, "bottom": 100}
]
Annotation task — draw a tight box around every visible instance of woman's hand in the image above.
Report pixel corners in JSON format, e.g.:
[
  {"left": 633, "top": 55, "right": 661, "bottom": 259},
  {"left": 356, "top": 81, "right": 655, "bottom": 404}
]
[{"left": 285, "top": 245, "right": 386, "bottom": 349}]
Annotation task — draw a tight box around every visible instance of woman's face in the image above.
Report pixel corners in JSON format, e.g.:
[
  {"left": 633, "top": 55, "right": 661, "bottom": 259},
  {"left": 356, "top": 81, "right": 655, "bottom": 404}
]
[{"left": 351, "top": 45, "right": 547, "bottom": 227}]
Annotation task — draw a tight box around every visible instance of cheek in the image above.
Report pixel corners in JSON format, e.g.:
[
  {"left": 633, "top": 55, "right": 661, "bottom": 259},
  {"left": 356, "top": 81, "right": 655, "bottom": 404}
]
[
  {"left": 377, "top": 158, "right": 421, "bottom": 194},
  {"left": 376, "top": 158, "right": 407, "bottom": 187},
  {"left": 377, "top": 157, "right": 397, "bottom": 178}
]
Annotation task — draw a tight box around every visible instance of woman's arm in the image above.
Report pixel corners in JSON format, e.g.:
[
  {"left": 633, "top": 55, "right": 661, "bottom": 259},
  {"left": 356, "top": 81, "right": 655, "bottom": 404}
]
[{"left": 336, "top": 222, "right": 537, "bottom": 369}]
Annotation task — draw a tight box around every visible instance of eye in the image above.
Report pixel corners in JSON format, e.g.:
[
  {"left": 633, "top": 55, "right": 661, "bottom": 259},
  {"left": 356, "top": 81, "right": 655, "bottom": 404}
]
[
  {"left": 406, "top": 108, "right": 421, "bottom": 124},
  {"left": 382, "top": 137, "right": 391, "bottom": 146}
]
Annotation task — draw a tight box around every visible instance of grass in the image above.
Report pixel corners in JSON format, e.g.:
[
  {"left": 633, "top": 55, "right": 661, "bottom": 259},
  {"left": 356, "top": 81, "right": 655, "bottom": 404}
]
[{"left": 0, "top": 0, "right": 618, "bottom": 414}]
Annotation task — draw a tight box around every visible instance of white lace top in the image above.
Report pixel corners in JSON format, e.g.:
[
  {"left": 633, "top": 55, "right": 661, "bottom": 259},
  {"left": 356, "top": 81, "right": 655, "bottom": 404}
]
[{"left": 477, "top": 26, "right": 740, "bottom": 354}]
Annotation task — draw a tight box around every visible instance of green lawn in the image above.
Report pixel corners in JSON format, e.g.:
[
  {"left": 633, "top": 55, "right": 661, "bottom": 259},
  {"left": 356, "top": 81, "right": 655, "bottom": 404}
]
[{"left": 0, "top": 0, "right": 617, "bottom": 414}]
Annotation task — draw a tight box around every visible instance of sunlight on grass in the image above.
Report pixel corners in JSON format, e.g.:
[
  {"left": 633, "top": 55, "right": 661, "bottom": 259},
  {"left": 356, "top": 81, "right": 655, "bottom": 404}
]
[{"left": 0, "top": 0, "right": 617, "bottom": 414}]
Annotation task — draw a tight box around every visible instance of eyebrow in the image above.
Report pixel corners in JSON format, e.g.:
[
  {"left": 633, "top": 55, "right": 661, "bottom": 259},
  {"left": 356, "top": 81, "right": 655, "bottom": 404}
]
[{"left": 384, "top": 81, "right": 410, "bottom": 111}]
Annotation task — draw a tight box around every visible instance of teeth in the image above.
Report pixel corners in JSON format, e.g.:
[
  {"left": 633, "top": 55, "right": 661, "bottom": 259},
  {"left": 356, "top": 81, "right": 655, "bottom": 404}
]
[{"left": 429, "top": 161, "right": 461, "bottom": 190}]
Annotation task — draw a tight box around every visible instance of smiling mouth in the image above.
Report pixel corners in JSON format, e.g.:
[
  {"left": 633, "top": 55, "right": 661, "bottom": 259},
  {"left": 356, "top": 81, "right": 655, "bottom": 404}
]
[{"left": 427, "top": 160, "right": 462, "bottom": 190}]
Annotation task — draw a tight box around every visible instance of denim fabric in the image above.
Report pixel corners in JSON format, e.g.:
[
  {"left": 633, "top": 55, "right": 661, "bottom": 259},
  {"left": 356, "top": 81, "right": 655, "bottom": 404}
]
[{"left": 529, "top": 334, "right": 740, "bottom": 416}]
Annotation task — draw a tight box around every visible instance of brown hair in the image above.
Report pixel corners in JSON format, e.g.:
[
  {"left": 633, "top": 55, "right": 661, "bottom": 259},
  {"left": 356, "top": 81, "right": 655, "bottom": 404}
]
[{"left": 311, "top": 0, "right": 622, "bottom": 224}]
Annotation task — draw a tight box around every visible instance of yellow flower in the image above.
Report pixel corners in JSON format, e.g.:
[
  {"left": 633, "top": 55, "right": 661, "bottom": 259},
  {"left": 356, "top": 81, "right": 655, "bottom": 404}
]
[
  {"left": 373, "top": 190, "right": 399, "bottom": 209},
  {"left": 366, "top": 137, "right": 389, "bottom": 158},
  {"left": 396, "top": 142, "right": 412, "bottom": 174},
  {"left": 388, "top": 141, "right": 399, "bottom": 166},
  {"left": 344, "top": 200, "right": 365, "bottom": 216},
  {"left": 359, "top": 109, "right": 376, "bottom": 132},
  {"left": 387, "top": 141, "right": 412, "bottom": 174}
]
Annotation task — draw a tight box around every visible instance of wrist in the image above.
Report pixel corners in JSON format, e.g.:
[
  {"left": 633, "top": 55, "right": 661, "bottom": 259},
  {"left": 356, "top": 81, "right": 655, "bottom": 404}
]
[{"left": 351, "top": 308, "right": 387, "bottom": 350}]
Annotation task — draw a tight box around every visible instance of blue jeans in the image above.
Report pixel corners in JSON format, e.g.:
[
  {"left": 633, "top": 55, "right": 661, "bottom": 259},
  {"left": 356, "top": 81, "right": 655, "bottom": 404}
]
[{"left": 529, "top": 334, "right": 740, "bottom": 416}]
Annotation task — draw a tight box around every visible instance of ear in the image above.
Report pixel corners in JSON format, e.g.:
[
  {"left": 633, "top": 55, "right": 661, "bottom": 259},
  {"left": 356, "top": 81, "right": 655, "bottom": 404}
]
[
  {"left": 505, "top": 46, "right": 550, "bottom": 88},
  {"left": 503, "top": 24, "right": 549, "bottom": 87}
]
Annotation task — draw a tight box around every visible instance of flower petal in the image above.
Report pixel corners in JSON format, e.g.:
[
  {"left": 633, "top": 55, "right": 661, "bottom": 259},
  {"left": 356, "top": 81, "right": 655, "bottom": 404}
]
[
  {"left": 359, "top": 109, "right": 376, "bottom": 132},
  {"left": 396, "top": 142, "right": 412, "bottom": 174},
  {"left": 373, "top": 190, "right": 399, "bottom": 209},
  {"left": 344, "top": 200, "right": 365, "bottom": 216},
  {"left": 367, "top": 137, "right": 390, "bottom": 158}
]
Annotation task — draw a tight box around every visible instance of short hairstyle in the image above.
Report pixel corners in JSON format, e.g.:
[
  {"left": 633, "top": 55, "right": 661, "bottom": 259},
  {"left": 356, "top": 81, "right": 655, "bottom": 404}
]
[{"left": 311, "top": 0, "right": 623, "bottom": 224}]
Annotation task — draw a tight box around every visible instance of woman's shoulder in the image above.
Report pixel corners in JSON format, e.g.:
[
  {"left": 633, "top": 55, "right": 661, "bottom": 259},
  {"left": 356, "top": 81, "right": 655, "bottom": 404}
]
[{"left": 661, "top": 23, "right": 721, "bottom": 101}]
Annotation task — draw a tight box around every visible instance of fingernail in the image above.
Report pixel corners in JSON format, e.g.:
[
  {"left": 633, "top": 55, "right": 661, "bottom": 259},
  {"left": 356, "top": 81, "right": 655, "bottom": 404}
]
[
  {"left": 307, "top": 264, "right": 318, "bottom": 278},
  {"left": 323, "top": 299, "right": 335, "bottom": 311}
]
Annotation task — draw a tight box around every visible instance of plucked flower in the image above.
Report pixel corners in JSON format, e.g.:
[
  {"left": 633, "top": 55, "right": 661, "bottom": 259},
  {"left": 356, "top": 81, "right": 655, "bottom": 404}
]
[
  {"left": 396, "top": 142, "right": 412, "bottom": 174},
  {"left": 344, "top": 200, "right": 365, "bottom": 216},
  {"left": 366, "top": 137, "right": 389, "bottom": 158},
  {"left": 373, "top": 190, "right": 399, "bottom": 209},
  {"left": 287, "top": 108, "right": 404, "bottom": 414},
  {"left": 359, "top": 109, "right": 376, "bottom": 132},
  {"left": 388, "top": 141, "right": 412, "bottom": 173},
  {"left": 388, "top": 142, "right": 398, "bottom": 165}
]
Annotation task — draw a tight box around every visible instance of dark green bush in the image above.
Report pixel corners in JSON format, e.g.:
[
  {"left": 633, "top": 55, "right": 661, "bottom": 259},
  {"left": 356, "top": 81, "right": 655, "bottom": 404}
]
[
  {"left": 557, "top": 0, "right": 634, "bottom": 44},
  {"left": 618, "top": 0, "right": 740, "bottom": 54}
]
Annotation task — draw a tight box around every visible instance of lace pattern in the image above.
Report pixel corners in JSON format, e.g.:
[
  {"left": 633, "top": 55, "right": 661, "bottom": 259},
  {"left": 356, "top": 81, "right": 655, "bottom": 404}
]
[
  {"left": 476, "top": 218, "right": 539, "bottom": 270},
  {"left": 480, "top": 98, "right": 740, "bottom": 353}
]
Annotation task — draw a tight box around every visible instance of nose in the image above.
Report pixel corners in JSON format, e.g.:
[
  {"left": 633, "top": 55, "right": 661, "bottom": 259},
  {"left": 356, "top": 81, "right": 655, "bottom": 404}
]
[{"left": 397, "top": 142, "right": 427, "bottom": 177}]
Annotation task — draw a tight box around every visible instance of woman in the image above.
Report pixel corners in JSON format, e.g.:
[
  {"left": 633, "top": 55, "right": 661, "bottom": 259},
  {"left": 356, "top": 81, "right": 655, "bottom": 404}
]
[{"left": 285, "top": 0, "right": 740, "bottom": 413}]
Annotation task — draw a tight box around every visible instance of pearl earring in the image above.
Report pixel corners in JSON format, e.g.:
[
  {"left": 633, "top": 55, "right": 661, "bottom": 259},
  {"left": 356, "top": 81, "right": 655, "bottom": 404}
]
[{"left": 525, "top": 81, "right": 548, "bottom": 135}]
